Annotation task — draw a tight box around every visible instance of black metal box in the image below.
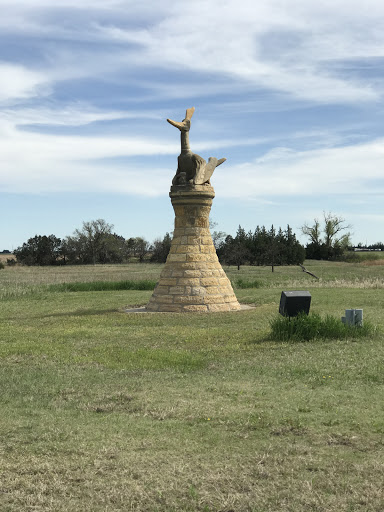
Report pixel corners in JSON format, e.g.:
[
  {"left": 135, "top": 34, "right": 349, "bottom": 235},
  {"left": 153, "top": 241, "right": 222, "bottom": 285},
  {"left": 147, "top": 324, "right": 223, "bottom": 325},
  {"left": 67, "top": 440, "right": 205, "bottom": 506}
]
[{"left": 279, "top": 291, "right": 311, "bottom": 317}]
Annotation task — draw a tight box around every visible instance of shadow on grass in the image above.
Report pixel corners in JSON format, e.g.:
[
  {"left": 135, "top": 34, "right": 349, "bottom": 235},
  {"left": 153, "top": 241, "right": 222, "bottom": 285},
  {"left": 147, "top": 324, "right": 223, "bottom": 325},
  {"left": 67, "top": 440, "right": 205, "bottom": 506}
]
[{"left": 40, "top": 307, "right": 119, "bottom": 318}]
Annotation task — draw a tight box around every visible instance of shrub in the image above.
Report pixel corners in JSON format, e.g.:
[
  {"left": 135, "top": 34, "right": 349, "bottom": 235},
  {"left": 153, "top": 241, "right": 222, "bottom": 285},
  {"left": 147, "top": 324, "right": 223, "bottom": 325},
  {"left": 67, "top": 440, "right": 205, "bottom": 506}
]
[
  {"left": 0, "top": 261, "right": 4, "bottom": 270},
  {"left": 234, "top": 278, "right": 262, "bottom": 289},
  {"left": 338, "top": 252, "right": 382, "bottom": 263},
  {"left": 270, "top": 312, "right": 374, "bottom": 342}
]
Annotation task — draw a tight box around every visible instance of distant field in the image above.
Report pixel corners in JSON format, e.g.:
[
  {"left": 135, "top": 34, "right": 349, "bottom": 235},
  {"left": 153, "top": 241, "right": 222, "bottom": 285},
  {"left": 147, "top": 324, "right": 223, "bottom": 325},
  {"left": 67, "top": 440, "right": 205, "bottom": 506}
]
[
  {"left": 0, "top": 253, "right": 13, "bottom": 263},
  {"left": 1, "top": 261, "right": 383, "bottom": 511},
  {"left": 2, "top": 259, "right": 384, "bottom": 299}
]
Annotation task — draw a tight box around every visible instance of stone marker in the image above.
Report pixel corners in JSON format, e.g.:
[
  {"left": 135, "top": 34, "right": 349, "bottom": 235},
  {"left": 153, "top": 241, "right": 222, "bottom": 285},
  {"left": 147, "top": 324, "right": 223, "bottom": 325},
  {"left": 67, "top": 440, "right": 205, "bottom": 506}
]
[{"left": 146, "top": 108, "right": 240, "bottom": 313}]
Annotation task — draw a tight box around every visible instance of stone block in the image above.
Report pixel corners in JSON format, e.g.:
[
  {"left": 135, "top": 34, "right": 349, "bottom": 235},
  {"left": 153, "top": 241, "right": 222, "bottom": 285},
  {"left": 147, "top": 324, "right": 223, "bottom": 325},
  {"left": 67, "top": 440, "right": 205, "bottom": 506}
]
[
  {"left": 154, "top": 285, "right": 169, "bottom": 295},
  {"left": 200, "top": 236, "right": 213, "bottom": 245},
  {"left": 186, "top": 253, "right": 206, "bottom": 262},
  {"left": 171, "top": 269, "right": 185, "bottom": 277},
  {"left": 200, "top": 245, "right": 215, "bottom": 254},
  {"left": 204, "top": 286, "right": 220, "bottom": 295},
  {"left": 183, "top": 305, "right": 209, "bottom": 313},
  {"left": 208, "top": 303, "right": 231, "bottom": 312},
  {"left": 183, "top": 270, "right": 201, "bottom": 278},
  {"left": 158, "top": 304, "right": 183, "bottom": 312},
  {"left": 190, "top": 286, "right": 207, "bottom": 296},
  {"left": 179, "top": 262, "right": 197, "bottom": 270},
  {"left": 169, "top": 286, "right": 186, "bottom": 295},
  {"left": 153, "top": 295, "right": 175, "bottom": 304},
  {"left": 200, "top": 277, "right": 218, "bottom": 286},
  {"left": 184, "top": 227, "right": 201, "bottom": 235},
  {"left": 172, "top": 228, "right": 185, "bottom": 237},
  {"left": 200, "top": 269, "right": 215, "bottom": 277},
  {"left": 187, "top": 235, "right": 200, "bottom": 245},
  {"left": 160, "top": 278, "right": 178, "bottom": 286},
  {"left": 195, "top": 217, "right": 209, "bottom": 228},
  {"left": 177, "top": 245, "right": 200, "bottom": 254},
  {"left": 178, "top": 278, "right": 201, "bottom": 286},
  {"left": 173, "top": 295, "right": 200, "bottom": 304},
  {"left": 194, "top": 262, "right": 207, "bottom": 270},
  {"left": 173, "top": 206, "right": 185, "bottom": 217},
  {"left": 159, "top": 269, "right": 172, "bottom": 278},
  {"left": 204, "top": 254, "right": 218, "bottom": 263},
  {"left": 203, "top": 295, "right": 226, "bottom": 304},
  {"left": 167, "top": 254, "right": 187, "bottom": 262}
]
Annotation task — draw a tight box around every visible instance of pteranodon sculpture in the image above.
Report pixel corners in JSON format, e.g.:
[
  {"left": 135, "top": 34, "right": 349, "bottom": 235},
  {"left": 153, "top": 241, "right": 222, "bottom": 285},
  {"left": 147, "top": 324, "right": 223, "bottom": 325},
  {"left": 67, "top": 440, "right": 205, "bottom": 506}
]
[{"left": 167, "top": 107, "right": 226, "bottom": 186}]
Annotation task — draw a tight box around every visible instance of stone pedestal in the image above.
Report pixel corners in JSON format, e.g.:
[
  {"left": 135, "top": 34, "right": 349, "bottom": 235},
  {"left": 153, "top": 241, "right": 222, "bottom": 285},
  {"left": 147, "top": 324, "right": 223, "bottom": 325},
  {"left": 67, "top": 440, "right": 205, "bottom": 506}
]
[{"left": 146, "top": 184, "right": 240, "bottom": 312}]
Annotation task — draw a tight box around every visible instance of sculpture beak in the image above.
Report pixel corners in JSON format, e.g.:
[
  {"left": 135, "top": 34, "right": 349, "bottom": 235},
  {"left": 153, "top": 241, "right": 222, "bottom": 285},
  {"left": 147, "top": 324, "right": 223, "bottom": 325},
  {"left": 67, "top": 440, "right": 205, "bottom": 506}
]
[{"left": 167, "top": 118, "right": 185, "bottom": 130}]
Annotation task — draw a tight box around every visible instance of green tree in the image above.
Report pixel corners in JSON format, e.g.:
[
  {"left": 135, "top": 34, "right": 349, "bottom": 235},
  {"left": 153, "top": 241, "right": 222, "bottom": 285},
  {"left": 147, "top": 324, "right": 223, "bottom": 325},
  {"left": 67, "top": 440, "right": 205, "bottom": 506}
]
[
  {"left": 221, "top": 227, "right": 251, "bottom": 270},
  {"left": 218, "top": 224, "right": 305, "bottom": 269},
  {"left": 63, "top": 219, "right": 127, "bottom": 264},
  {"left": 128, "top": 237, "right": 150, "bottom": 263},
  {"left": 150, "top": 233, "right": 172, "bottom": 263},
  {"left": 14, "top": 235, "right": 62, "bottom": 266}
]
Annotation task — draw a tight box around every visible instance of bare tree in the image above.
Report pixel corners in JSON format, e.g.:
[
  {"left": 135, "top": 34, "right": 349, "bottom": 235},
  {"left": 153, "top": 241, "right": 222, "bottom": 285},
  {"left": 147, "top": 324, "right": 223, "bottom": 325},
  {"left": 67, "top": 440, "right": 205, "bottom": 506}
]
[
  {"left": 323, "top": 211, "right": 352, "bottom": 250},
  {"left": 301, "top": 212, "right": 352, "bottom": 259}
]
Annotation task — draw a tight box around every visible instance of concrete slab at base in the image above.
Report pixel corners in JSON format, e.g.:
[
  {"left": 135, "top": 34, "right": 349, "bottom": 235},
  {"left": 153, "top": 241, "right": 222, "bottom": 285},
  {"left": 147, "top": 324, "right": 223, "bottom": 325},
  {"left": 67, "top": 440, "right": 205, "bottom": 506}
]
[{"left": 125, "top": 304, "right": 256, "bottom": 314}]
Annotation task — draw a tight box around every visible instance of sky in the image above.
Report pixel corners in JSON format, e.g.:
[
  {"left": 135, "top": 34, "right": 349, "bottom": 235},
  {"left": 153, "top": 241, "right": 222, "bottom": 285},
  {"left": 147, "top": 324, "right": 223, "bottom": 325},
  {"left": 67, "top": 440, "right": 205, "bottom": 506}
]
[{"left": 1, "top": 0, "right": 384, "bottom": 251}]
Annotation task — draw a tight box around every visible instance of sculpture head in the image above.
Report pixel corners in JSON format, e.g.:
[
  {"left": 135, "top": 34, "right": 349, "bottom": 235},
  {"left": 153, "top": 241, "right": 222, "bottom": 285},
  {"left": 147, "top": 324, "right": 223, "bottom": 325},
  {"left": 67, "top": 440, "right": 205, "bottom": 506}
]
[{"left": 167, "top": 107, "right": 195, "bottom": 132}]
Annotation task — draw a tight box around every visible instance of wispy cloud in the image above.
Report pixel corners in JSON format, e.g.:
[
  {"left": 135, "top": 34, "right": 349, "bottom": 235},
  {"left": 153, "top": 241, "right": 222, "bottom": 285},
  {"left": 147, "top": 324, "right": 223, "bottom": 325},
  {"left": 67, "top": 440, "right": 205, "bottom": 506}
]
[
  {"left": 216, "top": 138, "right": 384, "bottom": 198},
  {"left": 1, "top": 0, "right": 384, "bottom": 105},
  {"left": 0, "top": 63, "right": 51, "bottom": 104}
]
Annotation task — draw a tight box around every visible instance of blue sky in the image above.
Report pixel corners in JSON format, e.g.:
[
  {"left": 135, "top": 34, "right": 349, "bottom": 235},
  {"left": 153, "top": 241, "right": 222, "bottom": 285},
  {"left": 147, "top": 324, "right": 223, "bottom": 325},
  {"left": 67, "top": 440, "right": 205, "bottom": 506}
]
[{"left": 1, "top": 0, "right": 384, "bottom": 251}]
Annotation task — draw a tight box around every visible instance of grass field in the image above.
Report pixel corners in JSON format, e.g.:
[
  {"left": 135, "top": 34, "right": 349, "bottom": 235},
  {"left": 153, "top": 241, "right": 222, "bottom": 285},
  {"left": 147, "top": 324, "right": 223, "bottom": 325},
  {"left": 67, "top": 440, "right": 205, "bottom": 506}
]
[{"left": 1, "top": 261, "right": 383, "bottom": 511}]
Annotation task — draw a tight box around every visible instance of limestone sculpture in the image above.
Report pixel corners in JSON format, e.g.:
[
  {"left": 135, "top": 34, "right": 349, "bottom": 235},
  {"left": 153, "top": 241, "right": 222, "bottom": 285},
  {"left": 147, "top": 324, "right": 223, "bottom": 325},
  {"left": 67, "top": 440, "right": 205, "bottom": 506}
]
[
  {"left": 145, "top": 107, "right": 241, "bottom": 313},
  {"left": 167, "top": 107, "right": 226, "bottom": 186}
]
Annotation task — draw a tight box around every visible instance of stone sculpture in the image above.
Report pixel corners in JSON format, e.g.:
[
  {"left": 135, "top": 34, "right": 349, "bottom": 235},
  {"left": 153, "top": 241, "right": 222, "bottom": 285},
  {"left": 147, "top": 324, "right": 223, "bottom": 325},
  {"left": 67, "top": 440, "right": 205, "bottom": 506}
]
[
  {"left": 168, "top": 107, "right": 226, "bottom": 186},
  {"left": 146, "top": 108, "right": 240, "bottom": 313}
]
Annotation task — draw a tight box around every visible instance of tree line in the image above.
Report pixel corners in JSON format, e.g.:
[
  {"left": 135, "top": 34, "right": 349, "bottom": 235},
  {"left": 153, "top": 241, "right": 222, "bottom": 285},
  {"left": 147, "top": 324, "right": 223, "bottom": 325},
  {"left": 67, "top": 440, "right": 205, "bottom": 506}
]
[
  {"left": 10, "top": 218, "right": 306, "bottom": 269},
  {"left": 216, "top": 225, "right": 305, "bottom": 270},
  {"left": 7, "top": 212, "right": 361, "bottom": 268},
  {"left": 11, "top": 219, "right": 172, "bottom": 266}
]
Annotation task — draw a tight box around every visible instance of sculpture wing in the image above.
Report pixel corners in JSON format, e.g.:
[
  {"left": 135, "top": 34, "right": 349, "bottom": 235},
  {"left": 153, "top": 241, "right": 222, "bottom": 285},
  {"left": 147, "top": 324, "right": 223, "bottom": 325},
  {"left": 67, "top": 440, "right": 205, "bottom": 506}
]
[
  {"left": 194, "top": 157, "right": 226, "bottom": 185},
  {"left": 191, "top": 154, "right": 207, "bottom": 184}
]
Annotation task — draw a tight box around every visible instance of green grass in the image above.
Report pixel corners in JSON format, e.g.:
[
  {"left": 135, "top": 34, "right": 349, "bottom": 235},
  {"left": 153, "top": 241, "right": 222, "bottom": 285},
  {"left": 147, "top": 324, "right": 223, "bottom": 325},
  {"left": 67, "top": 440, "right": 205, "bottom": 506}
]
[{"left": 0, "top": 262, "right": 384, "bottom": 511}]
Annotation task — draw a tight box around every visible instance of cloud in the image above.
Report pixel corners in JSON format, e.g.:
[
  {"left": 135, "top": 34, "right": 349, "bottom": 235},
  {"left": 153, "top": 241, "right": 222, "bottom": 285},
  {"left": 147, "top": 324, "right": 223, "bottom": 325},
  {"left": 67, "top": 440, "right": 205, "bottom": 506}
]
[
  {"left": 2, "top": 104, "right": 162, "bottom": 127},
  {"left": 89, "top": 0, "right": 383, "bottom": 103},
  {"left": 215, "top": 138, "right": 384, "bottom": 198},
  {"left": 1, "top": 0, "right": 384, "bottom": 106},
  {"left": 0, "top": 62, "right": 51, "bottom": 104},
  {"left": 0, "top": 0, "right": 383, "bottom": 206},
  {"left": 1, "top": 105, "right": 383, "bottom": 201}
]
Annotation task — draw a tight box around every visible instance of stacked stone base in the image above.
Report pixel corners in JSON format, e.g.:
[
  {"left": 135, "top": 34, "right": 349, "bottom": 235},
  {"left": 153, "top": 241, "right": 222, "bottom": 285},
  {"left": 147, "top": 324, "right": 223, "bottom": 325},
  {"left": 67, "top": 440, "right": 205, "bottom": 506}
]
[{"left": 146, "top": 185, "right": 240, "bottom": 313}]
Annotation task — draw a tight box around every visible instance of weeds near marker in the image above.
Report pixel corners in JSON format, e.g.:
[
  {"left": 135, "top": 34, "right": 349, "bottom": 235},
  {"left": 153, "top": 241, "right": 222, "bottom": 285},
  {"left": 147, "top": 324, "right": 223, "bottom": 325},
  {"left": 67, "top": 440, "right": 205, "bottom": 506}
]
[{"left": 270, "top": 312, "right": 375, "bottom": 342}]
